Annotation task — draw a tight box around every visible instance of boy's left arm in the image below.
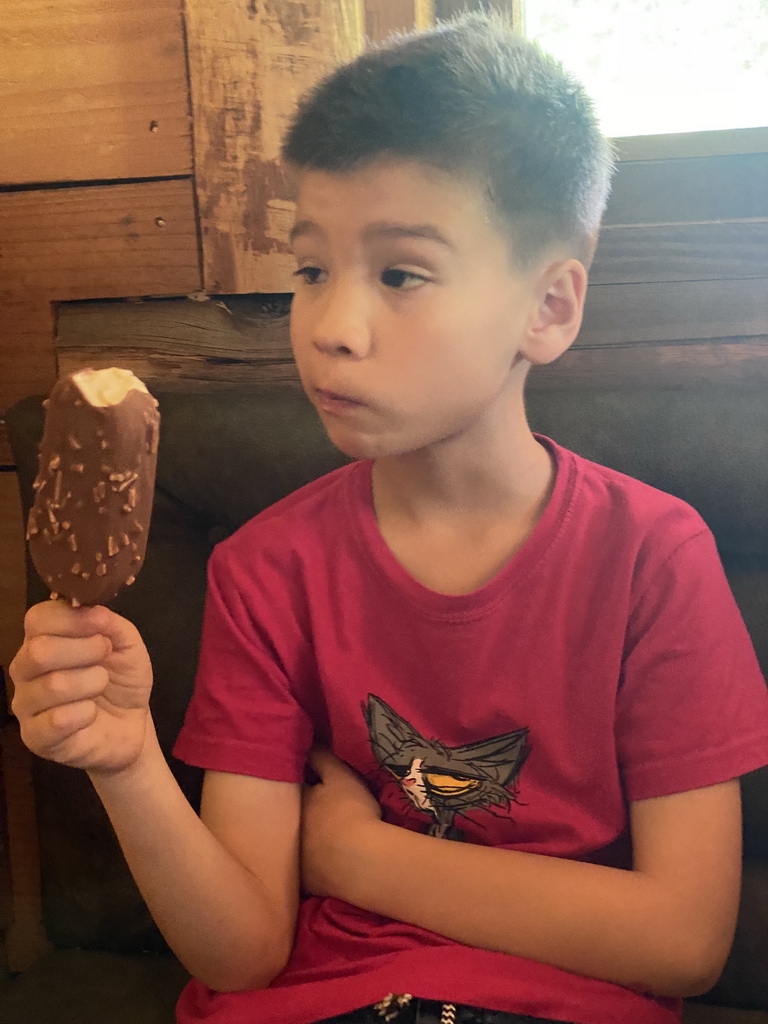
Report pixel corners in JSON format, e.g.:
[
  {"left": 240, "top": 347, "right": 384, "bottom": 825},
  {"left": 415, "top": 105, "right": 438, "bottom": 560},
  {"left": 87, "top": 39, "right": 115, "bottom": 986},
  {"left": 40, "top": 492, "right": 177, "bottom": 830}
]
[{"left": 302, "top": 749, "right": 742, "bottom": 999}]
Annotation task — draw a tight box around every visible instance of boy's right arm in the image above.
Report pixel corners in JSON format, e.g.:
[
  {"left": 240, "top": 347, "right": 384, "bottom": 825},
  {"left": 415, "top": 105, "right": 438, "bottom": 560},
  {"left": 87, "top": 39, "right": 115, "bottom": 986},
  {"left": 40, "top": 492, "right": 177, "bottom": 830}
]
[{"left": 9, "top": 601, "right": 300, "bottom": 993}]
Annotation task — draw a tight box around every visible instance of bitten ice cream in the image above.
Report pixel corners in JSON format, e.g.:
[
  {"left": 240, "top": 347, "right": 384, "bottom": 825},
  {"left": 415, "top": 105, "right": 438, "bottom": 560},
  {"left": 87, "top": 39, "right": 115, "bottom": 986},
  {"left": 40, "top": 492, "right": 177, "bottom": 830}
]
[{"left": 27, "top": 368, "right": 160, "bottom": 607}]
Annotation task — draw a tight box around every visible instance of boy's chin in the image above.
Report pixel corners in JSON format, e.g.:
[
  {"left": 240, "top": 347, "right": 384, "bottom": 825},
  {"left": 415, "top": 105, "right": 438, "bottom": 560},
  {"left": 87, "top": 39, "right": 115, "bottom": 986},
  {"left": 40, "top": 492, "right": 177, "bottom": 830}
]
[{"left": 322, "top": 422, "right": 419, "bottom": 462}]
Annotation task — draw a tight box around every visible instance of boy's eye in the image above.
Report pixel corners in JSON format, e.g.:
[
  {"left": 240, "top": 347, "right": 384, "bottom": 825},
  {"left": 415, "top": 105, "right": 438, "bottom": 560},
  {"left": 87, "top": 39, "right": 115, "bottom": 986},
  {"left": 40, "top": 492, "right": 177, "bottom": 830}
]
[
  {"left": 293, "top": 266, "right": 326, "bottom": 285},
  {"left": 381, "top": 268, "right": 429, "bottom": 291}
]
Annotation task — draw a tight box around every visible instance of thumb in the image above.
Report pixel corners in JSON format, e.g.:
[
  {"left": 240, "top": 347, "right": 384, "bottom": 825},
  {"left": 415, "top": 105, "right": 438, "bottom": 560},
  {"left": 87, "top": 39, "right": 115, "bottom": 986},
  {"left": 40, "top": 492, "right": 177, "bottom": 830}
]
[{"left": 86, "top": 605, "right": 143, "bottom": 654}]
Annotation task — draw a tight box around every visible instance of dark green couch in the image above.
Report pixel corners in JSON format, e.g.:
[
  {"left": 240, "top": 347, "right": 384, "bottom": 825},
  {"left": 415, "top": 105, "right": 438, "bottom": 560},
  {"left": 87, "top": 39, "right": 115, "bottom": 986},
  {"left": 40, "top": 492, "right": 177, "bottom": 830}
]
[{"left": 2, "top": 384, "right": 766, "bottom": 1024}]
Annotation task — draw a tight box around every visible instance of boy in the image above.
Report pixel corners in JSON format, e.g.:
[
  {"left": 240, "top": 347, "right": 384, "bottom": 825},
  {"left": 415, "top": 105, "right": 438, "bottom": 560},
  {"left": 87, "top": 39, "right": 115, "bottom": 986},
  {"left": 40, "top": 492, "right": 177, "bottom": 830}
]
[{"left": 9, "top": 13, "right": 768, "bottom": 1024}]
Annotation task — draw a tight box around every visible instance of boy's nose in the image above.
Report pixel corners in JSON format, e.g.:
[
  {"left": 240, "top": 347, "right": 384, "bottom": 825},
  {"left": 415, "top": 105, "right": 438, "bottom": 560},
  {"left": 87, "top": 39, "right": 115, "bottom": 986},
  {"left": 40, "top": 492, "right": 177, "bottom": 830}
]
[{"left": 310, "top": 287, "right": 373, "bottom": 359}]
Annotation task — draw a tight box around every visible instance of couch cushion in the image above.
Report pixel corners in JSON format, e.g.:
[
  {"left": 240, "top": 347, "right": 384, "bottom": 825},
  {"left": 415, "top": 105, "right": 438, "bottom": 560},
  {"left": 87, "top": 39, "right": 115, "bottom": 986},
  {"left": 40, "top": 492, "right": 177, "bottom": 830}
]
[
  {"left": 524, "top": 386, "right": 768, "bottom": 561},
  {"left": 683, "top": 1005, "right": 768, "bottom": 1024},
  {"left": 0, "top": 949, "right": 189, "bottom": 1024},
  {"left": 6, "top": 386, "right": 767, "bottom": 966}
]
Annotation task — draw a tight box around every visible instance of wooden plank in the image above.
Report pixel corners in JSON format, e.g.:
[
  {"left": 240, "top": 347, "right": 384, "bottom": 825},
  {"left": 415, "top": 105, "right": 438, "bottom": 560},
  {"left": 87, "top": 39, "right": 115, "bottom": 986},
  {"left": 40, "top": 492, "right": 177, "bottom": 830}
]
[
  {"left": 590, "top": 221, "right": 768, "bottom": 285},
  {"left": 528, "top": 341, "right": 768, "bottom": 390},
  {"left": 56, "top": 297, "right": 768, "bottom": 393},
  {"left": 579, "top": 279, "right": 768, "bottom": 348},
  {"left": 0, "top": 180, "right": 201, "bottom": 302},
  {"left": 604, "top": 152, "right": 768, "bottom": 226},
  {"left": 0, "top": 473, "right": 25, "bottom": 681},
  {"left": 57, "top": 297, "right": 297, "bottom": 390},
  {"left": 613, "top": 126, "right": 768, "bottom": 163},
  {"left": 364, "top": 0, "right": 432, "bottom": 43},
  {"left": 0, "top": 0, "right": 191, "bottom": 184},
  {"left": 0, "top": 181, "right": 200, "bottom": 466},
  {"left": 435, "top": 0, "right": 522, "bottom": 24},
  {"left": 185, "top": 0, "right": 364, "bottom": 294}
]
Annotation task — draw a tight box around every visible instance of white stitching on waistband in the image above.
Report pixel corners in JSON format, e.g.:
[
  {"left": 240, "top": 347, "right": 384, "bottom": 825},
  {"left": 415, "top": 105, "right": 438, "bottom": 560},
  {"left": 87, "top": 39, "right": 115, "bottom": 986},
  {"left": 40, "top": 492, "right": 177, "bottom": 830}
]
[
  {"left": 373, "top": 994, "right": 459, "bottom": 1022},
  {"left": 375, "top": 993, "right": 414, "bottom": 1020}
]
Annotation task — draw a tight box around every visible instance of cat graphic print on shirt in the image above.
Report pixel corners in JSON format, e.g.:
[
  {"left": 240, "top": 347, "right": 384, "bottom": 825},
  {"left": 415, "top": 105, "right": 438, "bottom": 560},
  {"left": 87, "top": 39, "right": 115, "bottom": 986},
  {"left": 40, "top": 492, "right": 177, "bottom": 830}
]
[{"left": 363, "top": 694, "right": 530, "bottom": 841}]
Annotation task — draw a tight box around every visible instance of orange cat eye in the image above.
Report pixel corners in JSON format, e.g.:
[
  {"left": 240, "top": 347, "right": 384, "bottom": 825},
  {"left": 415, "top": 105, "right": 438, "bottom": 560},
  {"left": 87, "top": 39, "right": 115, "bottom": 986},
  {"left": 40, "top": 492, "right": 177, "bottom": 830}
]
[{"left": 424, "top": 773, "right": 480, "bottom": 794}]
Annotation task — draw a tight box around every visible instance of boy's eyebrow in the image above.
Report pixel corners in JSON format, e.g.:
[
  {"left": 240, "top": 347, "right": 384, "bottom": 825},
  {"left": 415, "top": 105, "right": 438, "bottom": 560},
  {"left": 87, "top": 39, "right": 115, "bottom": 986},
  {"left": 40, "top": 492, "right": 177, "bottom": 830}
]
[
  {"left": 362, "top": 221, "right": 457, "bottom": 251},
  {"left": 289, "top": 218, "right": 456, "bottom": 251},
  {"left": 289, "top": 219, "right": 322, "bottom": 246}
]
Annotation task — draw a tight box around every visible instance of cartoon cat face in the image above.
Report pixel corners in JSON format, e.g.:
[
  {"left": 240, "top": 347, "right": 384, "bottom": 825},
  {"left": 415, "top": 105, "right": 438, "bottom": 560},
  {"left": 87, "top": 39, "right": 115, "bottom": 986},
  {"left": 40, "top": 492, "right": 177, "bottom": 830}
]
[
  {"left": 389, "top": 755, "right": 490, "bottom": 816},
  {"left": 363, "top": 694, "right": 530, "bottom": 835}
]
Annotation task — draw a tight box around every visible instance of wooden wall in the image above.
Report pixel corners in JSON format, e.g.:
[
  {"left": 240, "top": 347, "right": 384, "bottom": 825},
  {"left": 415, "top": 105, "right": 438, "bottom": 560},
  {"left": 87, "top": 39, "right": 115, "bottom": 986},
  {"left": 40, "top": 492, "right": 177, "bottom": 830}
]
[
  {"left": 0, "top": 0, "right": 767, "bottom": 970},
  {"left": 54, "top": 151, "right": 768, "bottom": 393}
]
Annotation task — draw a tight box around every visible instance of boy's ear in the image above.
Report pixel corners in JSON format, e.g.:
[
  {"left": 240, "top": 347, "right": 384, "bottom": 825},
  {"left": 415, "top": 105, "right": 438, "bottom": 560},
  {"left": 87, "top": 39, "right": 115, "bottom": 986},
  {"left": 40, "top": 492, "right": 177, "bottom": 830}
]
[{"left": 521, "top": 258, "right": 588, "bottom": 366}]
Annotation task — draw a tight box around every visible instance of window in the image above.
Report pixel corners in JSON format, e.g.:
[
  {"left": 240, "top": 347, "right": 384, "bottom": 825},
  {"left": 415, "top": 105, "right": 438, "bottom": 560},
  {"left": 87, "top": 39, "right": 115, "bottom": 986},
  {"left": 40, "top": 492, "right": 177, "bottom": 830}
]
[{"left": 523, "top": 0, "right": 768, "bottom": 138}]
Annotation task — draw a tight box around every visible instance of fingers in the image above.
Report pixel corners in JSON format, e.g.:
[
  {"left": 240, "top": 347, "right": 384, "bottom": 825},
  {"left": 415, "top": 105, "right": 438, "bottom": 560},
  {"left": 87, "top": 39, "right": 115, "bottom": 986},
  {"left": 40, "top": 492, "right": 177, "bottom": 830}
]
[
  {"left": 19, "top": 698, "right": 99, "bottom": 758},
  {"left": 24, "top": 600, "right": 141, "bottom": 653},
  {"left": 11, "top": 664, "right": 110, "bottom": 719},
  {"left": 13, "top": 663, "right": 108, "bottom": 762},
  {"left": 18, "top": 633, "right": 111, "bottom": 679}
]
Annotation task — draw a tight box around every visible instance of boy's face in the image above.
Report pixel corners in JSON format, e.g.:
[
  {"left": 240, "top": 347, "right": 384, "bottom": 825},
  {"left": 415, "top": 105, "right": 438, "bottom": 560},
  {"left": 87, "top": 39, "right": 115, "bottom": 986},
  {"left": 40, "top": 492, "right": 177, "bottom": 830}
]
[{"left": 289, "top": 159, "right": 550, "bottom": 461}]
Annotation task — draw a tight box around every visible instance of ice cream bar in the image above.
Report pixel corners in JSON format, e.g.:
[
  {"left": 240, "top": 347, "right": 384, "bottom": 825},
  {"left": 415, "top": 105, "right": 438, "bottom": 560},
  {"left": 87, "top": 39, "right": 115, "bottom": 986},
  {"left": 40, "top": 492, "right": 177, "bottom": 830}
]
[{"left": 26, "top": 368, "right": 160, "bottom": 607}]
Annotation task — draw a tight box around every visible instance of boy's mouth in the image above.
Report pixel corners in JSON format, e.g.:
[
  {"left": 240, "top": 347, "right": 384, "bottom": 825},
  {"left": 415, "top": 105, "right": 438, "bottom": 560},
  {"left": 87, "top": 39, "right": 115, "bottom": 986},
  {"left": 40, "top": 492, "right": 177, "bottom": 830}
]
[{"left": 314, "top": 387, "right": 368, "bottom": 411}]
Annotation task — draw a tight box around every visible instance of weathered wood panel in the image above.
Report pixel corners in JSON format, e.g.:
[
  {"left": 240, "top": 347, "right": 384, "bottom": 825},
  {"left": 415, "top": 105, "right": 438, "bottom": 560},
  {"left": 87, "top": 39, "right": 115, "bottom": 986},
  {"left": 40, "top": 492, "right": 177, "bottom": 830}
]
[
  {"left": 605, "top": 153, "right": 768, "bottom": 225},
  {"left": 57, "top": 298, "right": 297, "bottom": 389},
  {"left": 364, "top": 0, "right": 432, "bottom": 43},
  {"left": 582, "top": 279, "right": 768, "bottom": 347},
  {"left": 0, "top": 180, "right": 200, "bottom": 303},
  {"left": 613, "top": 126, "right": 768, "bottom": 163},
  {"left": 529, "top": 341, "right": 768, "bottom": 391},
  {"left": 56, "top": 298, "right": 768, "bottom": 392},
  {"left": 185, "top": 0, "right": 364, "bottom": 295},
  {"left": 0, "top": 179, "right": 200, "bottom": 466},
  {"left": 590, "top": 221, "right": 768, "bottom": 285},
  {"left": 0, "top": 0, "right": 192, "bottom": 185},
  {"left": 435, "top": 0, "right": 522, "bottom": 23}
]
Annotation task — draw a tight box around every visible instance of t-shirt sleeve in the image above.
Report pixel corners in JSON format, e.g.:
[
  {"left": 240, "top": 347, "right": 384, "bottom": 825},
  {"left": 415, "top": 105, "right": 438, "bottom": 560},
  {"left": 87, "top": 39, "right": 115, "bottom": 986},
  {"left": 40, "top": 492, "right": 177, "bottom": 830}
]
[
  {"left": 616, "top": 525, "right": 768, "bottom": 802},
  {"left": 172, "top": 541, "right": 313, "bottom": 783}
]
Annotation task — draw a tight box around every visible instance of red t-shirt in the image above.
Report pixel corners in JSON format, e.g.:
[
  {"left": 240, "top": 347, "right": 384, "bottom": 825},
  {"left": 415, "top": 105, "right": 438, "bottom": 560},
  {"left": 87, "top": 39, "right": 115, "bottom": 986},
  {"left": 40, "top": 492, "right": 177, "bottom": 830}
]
[{"left": 173, "top": 435, "right": 768, "bottom": 1024}]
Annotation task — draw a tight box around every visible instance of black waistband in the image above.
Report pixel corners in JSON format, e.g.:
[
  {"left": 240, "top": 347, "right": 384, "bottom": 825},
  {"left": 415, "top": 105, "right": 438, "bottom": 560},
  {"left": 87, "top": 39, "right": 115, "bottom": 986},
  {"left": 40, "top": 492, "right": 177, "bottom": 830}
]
[{"left": 316, "top": 996, "right": 574, "bottom": 1024}]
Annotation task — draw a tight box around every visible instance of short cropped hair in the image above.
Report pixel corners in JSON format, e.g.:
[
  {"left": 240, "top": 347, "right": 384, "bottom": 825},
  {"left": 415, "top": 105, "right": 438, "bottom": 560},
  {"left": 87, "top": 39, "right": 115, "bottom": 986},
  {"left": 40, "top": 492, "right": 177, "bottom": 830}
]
[{"left": 282, "top": 13, "right": 616, "bottom": 267}]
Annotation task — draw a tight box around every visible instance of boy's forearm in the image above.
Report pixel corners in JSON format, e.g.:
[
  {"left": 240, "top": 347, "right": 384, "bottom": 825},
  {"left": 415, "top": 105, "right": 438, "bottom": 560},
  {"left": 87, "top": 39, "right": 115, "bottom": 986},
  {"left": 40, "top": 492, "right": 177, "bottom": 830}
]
[
  {"left": 337, "top": 822, "right": 713, "bottom": 998},
  {"left": 89, "top": 720, "right": 292, "bottom": 992}
]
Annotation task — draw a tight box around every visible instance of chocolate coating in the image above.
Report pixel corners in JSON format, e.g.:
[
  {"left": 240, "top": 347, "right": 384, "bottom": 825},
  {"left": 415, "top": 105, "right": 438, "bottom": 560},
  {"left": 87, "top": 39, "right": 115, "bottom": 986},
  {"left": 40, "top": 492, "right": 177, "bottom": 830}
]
[{"left": 27, "top": 374, "right": 160, "bottom": 606}]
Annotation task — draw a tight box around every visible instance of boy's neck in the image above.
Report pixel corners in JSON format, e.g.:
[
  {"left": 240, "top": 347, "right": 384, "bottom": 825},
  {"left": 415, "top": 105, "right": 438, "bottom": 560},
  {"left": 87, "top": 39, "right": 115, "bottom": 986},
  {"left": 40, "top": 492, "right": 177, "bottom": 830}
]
[{"left": 371, "top": 392, "right": 553, "bottom": 530}]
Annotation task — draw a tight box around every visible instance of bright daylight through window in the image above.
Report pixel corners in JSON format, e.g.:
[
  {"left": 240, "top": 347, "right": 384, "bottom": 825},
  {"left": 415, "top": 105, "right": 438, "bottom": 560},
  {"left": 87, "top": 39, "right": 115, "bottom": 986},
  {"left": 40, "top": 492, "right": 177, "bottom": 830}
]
[{"left": 523, "top": 0, "right": 768, "bottom": 137}]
